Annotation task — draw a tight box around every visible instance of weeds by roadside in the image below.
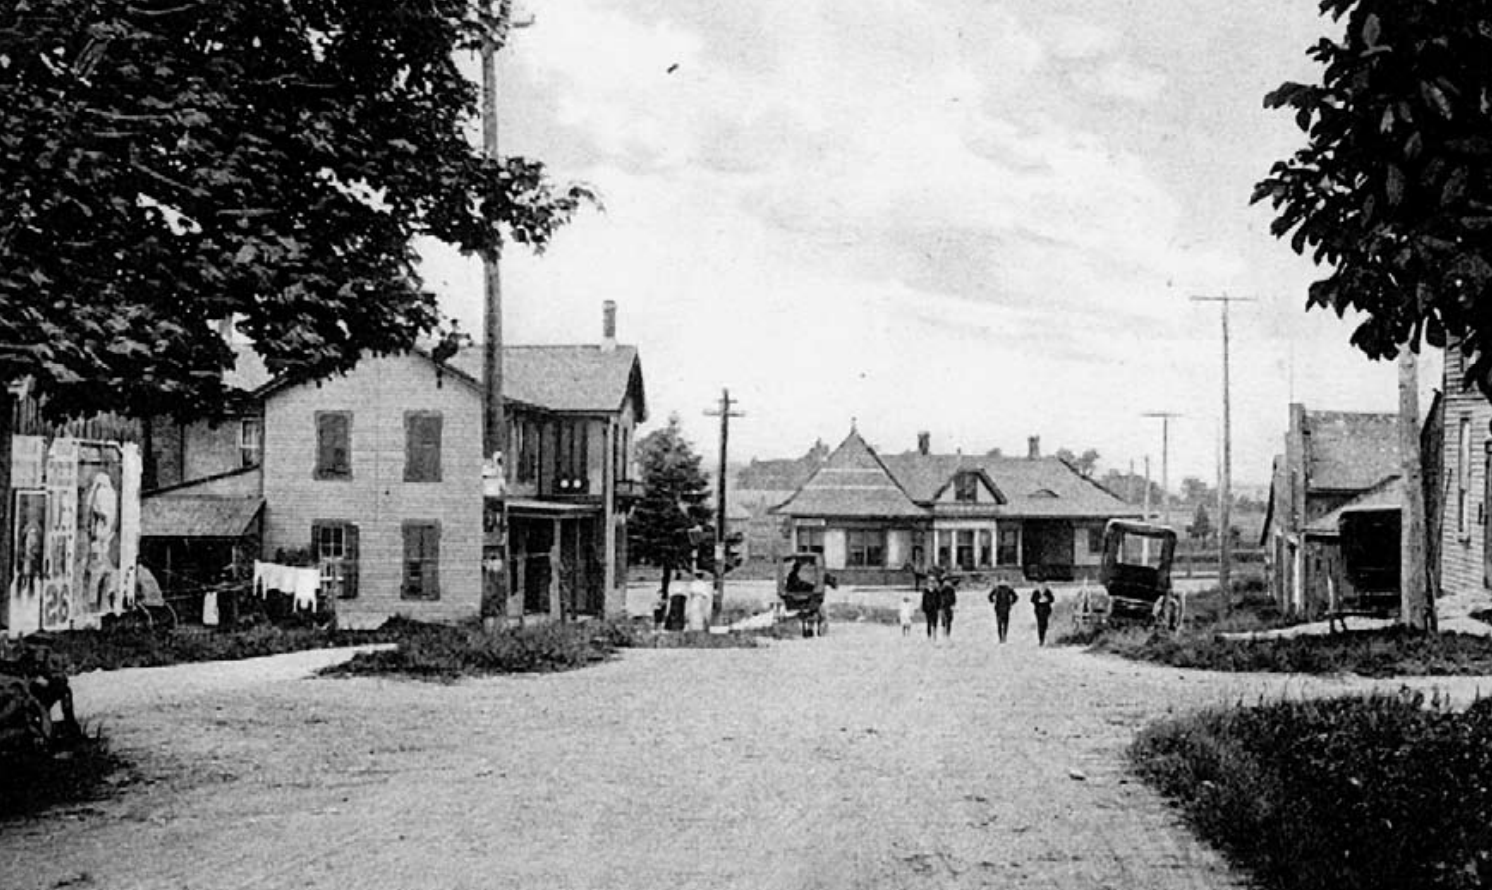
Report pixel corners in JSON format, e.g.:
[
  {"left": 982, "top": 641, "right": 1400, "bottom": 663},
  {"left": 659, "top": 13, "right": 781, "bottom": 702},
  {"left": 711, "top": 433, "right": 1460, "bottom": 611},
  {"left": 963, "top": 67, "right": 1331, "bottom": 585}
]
[
  {"left": 322, "top": 619, "right": 763, "bottom": 681},
  {"left": 0, "top": 722, "right": 130, "bottom": 822},
  {"left": 1130, "top": 691, "right": 1492, "bottom": 890},
  {"left": 36, "top": 624, "right": 403, "bottom": 675}
]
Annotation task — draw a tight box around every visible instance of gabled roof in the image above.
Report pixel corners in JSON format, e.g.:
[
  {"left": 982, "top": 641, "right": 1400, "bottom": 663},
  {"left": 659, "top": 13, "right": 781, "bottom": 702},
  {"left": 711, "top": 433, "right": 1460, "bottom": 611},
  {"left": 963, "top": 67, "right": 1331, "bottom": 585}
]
[
  {"left": 775, "top": 431, "right": 1141, "bottom": 520},
  {"left": 1303, "top": 409, "right": 1399, "bottom": 492},
  {"left": 737, "top": 455, "right": 824, "bottom": 492},
  {"left": 142, "top": 495, "right": 264, "bottom": 539},
  {"left": 1304, "top": 475, "right": 1403, "bottom": 535},
  {"left": 774, "top": 429, "right": 924, "bottom": 518},
  {"left": 449, "top": 344, "right": 646, "bottom": 420},
  {"left": 927, "top": 467, "right": 1006, "bottom": 504},
  {"left": 880, "top": 452, "right": 1137, "bottom": 517}
]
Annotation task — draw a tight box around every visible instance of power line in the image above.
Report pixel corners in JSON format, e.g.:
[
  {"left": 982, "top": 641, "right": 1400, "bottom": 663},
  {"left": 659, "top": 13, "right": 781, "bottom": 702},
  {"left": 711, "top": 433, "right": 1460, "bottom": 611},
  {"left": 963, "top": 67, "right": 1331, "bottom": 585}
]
[{"left": 1141, "top": 411, "right": 1182, "bottom": 532}]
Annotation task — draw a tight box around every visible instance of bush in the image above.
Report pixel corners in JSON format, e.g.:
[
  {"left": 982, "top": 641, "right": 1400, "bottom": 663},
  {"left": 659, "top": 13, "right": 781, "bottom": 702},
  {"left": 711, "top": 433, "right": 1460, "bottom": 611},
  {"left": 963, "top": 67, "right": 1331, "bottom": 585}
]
[
  {"left": 1083, "top": 625, "right": 1492, "bottom": 676},
  {"left": 0, "top": 722, "right": 129, "bottom": 821},
  {"left": 1131, "top": 692, "right": 1492, "bottom": 890},
  {"left": 35, "top": 624, "right": 402, "bottom": 675}
]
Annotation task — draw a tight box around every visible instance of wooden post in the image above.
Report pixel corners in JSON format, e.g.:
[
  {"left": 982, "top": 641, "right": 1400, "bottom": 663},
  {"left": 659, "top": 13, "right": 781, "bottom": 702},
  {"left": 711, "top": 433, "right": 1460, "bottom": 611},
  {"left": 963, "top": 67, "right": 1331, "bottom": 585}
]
[
  {"left": 1399, "top": 348, "right": 1429, "bottom": 630},
  {"left": 0, "top": 390, "right": 12, "bottom": 632}
]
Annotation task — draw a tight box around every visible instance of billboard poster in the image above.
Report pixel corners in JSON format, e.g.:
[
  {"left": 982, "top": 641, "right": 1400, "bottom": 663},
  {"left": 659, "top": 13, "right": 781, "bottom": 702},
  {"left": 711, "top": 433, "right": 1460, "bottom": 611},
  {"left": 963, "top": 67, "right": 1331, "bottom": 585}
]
[
  {"left": 6, "top": 490, "right": 47, "bottom": 638},
  {"left": 74, "top": 441, "right": 125, "bottom": 623},
  {"left": 11, "top": 435, "right": 45, "bottom": 490},
  {"left": 41, "top": 438, "right": 79, "bottom": 631},
  {"left": 118, "top": 443, "right": 141, "bottom": 612}
]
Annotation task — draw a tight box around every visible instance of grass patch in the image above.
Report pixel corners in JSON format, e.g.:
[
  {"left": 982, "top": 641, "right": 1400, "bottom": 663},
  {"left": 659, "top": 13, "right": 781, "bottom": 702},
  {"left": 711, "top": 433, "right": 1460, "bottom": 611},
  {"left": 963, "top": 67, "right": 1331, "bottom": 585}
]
[
  {"left": 34, "top": 624, "right": 404, "bottom": 675},
  {"left": 322, "top": 619, "right": 760, "bottom": 680},
  {"left": 825, "top": 602, "right": 900, "bottom": 625},
  {"left": 1130, "top": 691, "right": 1492, "bottom": 890},
  {"left": 0, "top": 723, "right": 130, "bottom": 822},
  {"left": 1081, "top": 624, "right": 1492, "bottom": 676}
]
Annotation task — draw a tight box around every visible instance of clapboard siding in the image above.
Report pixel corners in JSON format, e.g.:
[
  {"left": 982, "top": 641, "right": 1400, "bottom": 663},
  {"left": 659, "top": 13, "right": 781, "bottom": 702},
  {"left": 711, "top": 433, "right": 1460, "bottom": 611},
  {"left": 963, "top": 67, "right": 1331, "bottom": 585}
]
[
  {"left": 262, "top": 353, "right": 482, "bottom": 628},
  {"left": 1441, "top": 352, "right": 1492, "bottom": 597}
]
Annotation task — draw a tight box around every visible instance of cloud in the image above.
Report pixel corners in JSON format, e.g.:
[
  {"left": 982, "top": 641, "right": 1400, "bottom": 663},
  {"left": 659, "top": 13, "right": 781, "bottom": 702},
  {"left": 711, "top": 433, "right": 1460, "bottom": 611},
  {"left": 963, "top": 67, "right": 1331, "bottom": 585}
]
[{"left": 1071, "top": 58, "right": 1168, "bottom": 103}]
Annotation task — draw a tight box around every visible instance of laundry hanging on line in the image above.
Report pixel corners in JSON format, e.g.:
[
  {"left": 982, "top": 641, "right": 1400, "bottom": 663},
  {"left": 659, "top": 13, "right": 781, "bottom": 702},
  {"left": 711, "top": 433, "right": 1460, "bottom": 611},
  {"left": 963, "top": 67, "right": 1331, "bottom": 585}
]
[{"left": 253, "top": 561, "right": 322, "bottom": 613}]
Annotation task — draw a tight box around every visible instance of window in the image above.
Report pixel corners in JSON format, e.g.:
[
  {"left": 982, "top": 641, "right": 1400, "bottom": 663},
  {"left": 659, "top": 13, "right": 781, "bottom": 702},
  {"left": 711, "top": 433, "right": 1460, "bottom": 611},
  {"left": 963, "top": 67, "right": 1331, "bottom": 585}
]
[
  {"left": 314, "top": 412, "right": 351, "bottom": 479},
  {"left": 911, "top": 530, "right": 927, "bottom": 568},
  {"left": 619, "top": 426, "right": 631, "bottom": 482},
  {"left": 954, "top": 472, "right": 979, "bottom": 503},
  {"left": 955, "top": 530, "right": 975, "bottom": 570},
  {"left": 401, "top": 522, "right": 441, "bottom": 600},
  {"left": 846, "top": 529, "right": 886, "bottom": 567},
  {"left": 516, "top": 417, "right": 540, "bottom": 483},
  {"left": 936, "top": 530, "right": 951, "bottom": 567},
  {"left": 978, "top": 529, "right": 993, "bottom": 567},
  {"left": 1459, "top": 416, "right": 1472, "bottom": 535},
  {"left": 404, "top": 412, "right": 443, "bottom": 482},
  {"left": 796, "top": 526, "right": 824, "bottom": 554},
  {"left": 1087, "top": 525, "right": 1105, "bottom": 554},
  {"left": 997, "top": 527, "right": 1019, "bottom": 566},
  {"left": 312, "top": 521, "right": 358, "bottom": 600},
  {"left": 239, "top": 417, "right": 263, "bottom": 469},
  {"left": 557, "top": 420, "right": 589, "bottom": 493}
]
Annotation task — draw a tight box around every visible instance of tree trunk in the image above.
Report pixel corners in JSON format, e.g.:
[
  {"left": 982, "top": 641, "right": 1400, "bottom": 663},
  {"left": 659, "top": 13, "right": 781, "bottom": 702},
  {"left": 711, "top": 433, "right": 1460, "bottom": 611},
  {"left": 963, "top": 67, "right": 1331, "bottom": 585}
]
[{"left": 1399, "top": 349, "right": 1430, "bottom": 630}]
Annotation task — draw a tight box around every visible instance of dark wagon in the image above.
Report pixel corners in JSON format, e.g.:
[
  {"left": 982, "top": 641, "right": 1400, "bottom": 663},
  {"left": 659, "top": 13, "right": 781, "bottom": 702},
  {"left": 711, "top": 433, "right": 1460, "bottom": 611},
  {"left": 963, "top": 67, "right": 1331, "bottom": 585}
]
[
  {"left": 1099, "top": 519, "right": 1180, "bottom": 627},
  {"left": 777, "top": 552, "right": 832, "bottom": 637}
]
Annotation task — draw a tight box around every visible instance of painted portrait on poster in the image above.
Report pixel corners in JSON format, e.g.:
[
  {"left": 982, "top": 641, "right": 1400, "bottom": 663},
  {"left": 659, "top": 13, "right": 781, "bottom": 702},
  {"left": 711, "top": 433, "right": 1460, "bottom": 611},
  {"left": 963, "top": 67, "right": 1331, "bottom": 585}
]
[
  {"left": 6, "top": 491, "right": 47, "bottom": 638},
  {"left": 41, "top": 438, "right": 79, "bottom": 632},
  {"left": 75, "top": 442, "right": 124, "bottom": 621}
]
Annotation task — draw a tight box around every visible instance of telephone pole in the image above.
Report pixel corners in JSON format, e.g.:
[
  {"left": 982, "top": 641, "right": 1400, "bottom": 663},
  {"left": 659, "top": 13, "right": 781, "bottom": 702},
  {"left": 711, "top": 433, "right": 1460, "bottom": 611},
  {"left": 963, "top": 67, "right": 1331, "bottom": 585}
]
[
  {"left": 1141, "top": 412, "right": 1181, "bottom": 532},
  {"left": 705, "top": 389, "right": 744, "bottom": 623},
  {"left": 478, "top": 2, "right": 533, "bottom": 625},
  {"left": 1191, "top": 294, "right": 1254, "bottom": 613}
]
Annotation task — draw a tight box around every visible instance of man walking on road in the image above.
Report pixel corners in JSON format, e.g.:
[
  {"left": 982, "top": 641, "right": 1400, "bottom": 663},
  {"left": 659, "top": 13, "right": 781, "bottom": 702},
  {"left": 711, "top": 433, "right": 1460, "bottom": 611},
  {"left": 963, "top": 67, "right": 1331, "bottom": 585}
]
[
  {"left": 939, "top": 576, "right": 957, "bottom": 639},
  {"left": 988, "top": 582, "right": 1018, "bottom": 643},
  {"left": 920, "top": 580, "right": 940, "bottom": 640},
  {"left": 1031, "top": 576, "right": 1056, "bottom": 646}
]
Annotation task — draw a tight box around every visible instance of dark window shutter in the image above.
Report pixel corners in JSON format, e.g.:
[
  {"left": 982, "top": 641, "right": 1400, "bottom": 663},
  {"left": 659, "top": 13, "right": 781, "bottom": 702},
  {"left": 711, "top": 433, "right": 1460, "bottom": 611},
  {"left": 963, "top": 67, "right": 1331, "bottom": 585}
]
[
  {"left": 424, "top": 524, "right": 440, "bottom": 599},
  {"left": 405, "top": 414, "right": 444, "bottom": 482},
  {"left": 344, "top": 524, "right": 359, "bottom": 599},
  {"left": 316, "top": 413, "right": 350, "bottom": 478},
  {"left": 311, "top": 522, "right": 324, "bottom": 558}
]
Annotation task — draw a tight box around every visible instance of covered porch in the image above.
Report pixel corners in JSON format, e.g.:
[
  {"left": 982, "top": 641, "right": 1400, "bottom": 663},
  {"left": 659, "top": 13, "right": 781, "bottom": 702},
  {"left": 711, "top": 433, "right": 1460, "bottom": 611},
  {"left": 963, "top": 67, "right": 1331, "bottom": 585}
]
[{"left": 507, "top": 499, "right": 606, "bottom": 620}]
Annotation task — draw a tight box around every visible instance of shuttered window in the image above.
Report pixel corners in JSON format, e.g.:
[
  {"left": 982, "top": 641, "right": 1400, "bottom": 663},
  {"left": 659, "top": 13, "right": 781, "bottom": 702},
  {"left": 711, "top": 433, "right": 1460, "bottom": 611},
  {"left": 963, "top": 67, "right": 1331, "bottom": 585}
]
[
  {"left": 314, "top": 412, "right": 352, "bottom": 479},
  {"left": 404, "top": 412, "right": 443, "bottom": 482},
  {"left": 312, "top": 521, "right": 359, "bottom": 600},
  {"left": 401, "top": 522, "right": 440, "bottom": 600}
]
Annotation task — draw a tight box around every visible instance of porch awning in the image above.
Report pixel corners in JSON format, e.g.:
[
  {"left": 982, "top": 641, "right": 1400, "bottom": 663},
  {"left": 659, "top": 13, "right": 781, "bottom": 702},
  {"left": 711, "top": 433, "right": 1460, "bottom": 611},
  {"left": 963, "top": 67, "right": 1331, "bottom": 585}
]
[
  {"left": 505, "top": 498, "right": 602, "bottom": 517},
  {"left": 142, "top": 496, "right": 264, "bottom": 538}
]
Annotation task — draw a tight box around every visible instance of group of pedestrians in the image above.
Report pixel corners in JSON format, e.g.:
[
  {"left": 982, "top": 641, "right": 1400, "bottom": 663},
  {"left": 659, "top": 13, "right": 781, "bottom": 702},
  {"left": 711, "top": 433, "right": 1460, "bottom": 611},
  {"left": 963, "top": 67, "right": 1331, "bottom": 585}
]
[{"left": 897, "top": 574, "right": 1057, "bottom": 646}]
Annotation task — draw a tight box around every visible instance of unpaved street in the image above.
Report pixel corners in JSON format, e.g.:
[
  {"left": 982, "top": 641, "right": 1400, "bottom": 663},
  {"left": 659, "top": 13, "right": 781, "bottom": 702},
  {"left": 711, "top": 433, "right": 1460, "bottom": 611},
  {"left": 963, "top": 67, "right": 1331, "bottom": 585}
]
[{"left": 5, "top": 604, "right": 1489, "bottom": 890}]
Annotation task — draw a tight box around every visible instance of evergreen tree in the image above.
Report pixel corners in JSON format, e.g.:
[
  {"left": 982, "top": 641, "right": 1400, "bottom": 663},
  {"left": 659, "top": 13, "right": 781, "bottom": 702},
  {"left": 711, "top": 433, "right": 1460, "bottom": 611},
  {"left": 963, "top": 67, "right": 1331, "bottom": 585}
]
[{"left": 629, "top": 415, "right": 713, "bottom": 597}]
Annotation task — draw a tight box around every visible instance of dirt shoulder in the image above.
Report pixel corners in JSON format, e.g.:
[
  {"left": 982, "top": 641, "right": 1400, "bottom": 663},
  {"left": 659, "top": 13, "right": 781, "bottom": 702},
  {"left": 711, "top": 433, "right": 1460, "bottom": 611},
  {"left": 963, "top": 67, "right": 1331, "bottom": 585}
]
[{"left": 3, "top": 608, "right": 1483, "bottom": 889}]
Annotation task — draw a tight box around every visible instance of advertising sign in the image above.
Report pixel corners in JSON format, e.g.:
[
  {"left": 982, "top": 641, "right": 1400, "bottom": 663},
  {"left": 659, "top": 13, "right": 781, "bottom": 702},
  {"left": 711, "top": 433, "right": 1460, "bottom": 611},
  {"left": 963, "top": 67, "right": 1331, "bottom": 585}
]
[
  {"left": 74, "top": 441, "right": 125, "bottom": 623},
  {"left": 41, "top": 438, "right": 79, "bottom": 631},
  {"left": 11, "top": 435, "right": 45, "bottom": 490},
  {"left": 6, "top": 490, "right": 47, "bottom": 638}
]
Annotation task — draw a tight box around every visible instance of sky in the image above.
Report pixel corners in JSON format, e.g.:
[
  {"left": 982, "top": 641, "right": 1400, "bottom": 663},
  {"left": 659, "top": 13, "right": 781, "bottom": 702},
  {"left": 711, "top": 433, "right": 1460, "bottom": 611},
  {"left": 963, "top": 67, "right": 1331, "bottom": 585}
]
[{"left": 418, "top": 0, "right": 1442, "bottom": 490}]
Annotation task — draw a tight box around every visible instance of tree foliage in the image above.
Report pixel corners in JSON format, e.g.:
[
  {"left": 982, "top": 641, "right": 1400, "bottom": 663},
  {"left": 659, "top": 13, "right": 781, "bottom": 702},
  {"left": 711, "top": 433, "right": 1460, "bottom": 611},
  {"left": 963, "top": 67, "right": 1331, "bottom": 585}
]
[
  {"left": 1055, "top": 447, "right": 1101, "bottom": 478},
  {"left": 0, "top": 0, "right": 593, "bottom": 420},
  {"left": 628, "top": 415, "right": 713, "bottom": 593},
  {"left": 1254, "top": 0, "right": 1492, "bottom": 390}
]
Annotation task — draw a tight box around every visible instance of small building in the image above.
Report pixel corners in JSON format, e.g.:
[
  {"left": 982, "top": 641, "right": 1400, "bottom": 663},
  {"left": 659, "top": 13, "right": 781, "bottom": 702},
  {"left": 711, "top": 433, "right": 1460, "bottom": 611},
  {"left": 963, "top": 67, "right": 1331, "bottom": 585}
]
[
  {"left": 1439, "top": 348, "right": 1492, "bottom": 600},
  {"left": 773, "top": 429, "right": 1140, "bottom": 585},
  {"left": 1261, "top": 404, "right": 1402, "bottom": 617}
]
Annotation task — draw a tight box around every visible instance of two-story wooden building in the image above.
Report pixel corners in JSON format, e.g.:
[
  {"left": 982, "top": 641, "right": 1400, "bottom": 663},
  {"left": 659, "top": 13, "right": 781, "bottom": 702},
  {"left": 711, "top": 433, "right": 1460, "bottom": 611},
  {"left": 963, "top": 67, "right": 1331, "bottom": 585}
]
[
  {"left": 773, "top": 429, "right": 1140, "bottom": 584},
  {"left": 140, "top": 304, "right": 645, "bottom": 628}
]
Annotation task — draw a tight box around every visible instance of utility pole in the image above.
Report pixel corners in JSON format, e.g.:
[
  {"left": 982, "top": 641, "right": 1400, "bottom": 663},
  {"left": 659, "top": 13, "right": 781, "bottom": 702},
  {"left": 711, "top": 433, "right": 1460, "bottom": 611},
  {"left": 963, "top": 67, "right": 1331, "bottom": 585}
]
[
  {"left": 1399, "top": 348, "right": 1430, "bottom": 630},
  {"left": 478, "top": 1, "right": 533, "bottom": 627},
  {"left": 1191, "top": 294, "right": 1255, "bottom": 614},
  {"left": 1141, "top": 412, "right": 1181, "bottom": 532},
  {"left": 705, "top": 389, "right": 744, "bottom": 623}
]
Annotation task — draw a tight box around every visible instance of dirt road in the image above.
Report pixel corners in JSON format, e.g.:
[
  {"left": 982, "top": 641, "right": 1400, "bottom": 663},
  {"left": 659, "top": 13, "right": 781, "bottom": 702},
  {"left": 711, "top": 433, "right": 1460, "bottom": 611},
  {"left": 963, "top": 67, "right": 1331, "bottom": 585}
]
[{"left": 4, "top": 605, "right": 1488, "bottom": 889}]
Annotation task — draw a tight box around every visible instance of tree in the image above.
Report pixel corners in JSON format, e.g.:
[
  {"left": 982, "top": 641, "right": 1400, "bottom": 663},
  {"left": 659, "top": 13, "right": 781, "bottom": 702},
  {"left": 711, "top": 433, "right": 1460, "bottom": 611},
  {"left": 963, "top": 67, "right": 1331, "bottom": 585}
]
[
  {"left": 1, "top": 0, "right": 592, "bottom": 423},
  {"left": 628, "top": 415, "right": 713, "bottom": 597},
  {"left": 1187, "top": 503, "right": 1214, "bottom": 543},
  {"left": 1254, "top": 0, "right": 1474, "bottom": 630},
  {"left": 1253, "top": 1, "right": 1492, "bottom": 380},
  {"left": 1055, "top": 447, "right": 1101, "bottom": 477},
  {"left": 1181, "top": 476, "right": 1214, "bottom": 506}
]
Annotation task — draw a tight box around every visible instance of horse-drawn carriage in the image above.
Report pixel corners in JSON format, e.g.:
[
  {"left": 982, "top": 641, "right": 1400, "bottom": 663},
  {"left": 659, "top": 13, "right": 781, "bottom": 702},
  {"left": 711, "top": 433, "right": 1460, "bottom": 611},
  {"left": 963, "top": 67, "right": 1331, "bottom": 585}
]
[
  {"left": 1093, "top": 519, "right": 1182, "bottom": 630},
  {"left": 776, "top": 551, "right": 835, "bottom": 637}
]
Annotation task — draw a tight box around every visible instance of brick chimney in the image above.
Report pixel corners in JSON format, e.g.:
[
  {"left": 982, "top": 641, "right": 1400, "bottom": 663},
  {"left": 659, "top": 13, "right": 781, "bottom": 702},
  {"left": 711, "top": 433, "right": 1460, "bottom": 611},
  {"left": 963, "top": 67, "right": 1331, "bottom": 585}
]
[
  {"left": 917, "top": 431, "right": 930, "bottom": 455},
  {"left": 601, "top": 300, "right": 617, "bottom": 352},
  {"left": 1027, "top": 435, "right": 1041, "bottom": 459}
]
